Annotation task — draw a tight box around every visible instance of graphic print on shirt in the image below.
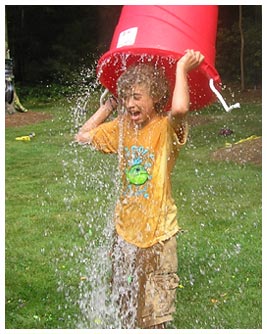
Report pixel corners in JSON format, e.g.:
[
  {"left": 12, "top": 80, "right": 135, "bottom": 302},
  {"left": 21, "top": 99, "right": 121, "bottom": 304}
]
[{"left": 124, "top": 145, "right": 154, "bottom": 198}]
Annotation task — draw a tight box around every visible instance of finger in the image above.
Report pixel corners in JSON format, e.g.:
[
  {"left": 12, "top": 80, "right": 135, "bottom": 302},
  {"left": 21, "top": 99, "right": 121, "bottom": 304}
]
[
  {"left": 184, "top": 49, "right": 194, "bottom": 54},
  {"left": 198, "top": 53, "right": 205, "bottom": 63}
]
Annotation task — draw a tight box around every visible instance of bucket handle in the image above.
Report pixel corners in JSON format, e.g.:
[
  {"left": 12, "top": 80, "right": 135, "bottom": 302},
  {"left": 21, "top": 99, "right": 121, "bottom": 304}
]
[
  {"left": 100, "top": 88, "right": 110, "bottom": 107},
  {"left": 209, "top": 79, "right": 240, "bottom": 112}
]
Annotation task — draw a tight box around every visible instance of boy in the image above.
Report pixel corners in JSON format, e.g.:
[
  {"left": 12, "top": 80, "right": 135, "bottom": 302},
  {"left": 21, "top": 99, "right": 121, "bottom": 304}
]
[{"left": 75, "top": 50, "right": 204, "bottom": 328}]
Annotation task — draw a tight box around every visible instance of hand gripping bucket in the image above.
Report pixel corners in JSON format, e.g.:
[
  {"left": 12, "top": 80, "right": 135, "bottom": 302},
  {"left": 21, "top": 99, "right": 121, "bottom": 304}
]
[{"left": 97, "top": 5, "right": 222, "bottom": 111}]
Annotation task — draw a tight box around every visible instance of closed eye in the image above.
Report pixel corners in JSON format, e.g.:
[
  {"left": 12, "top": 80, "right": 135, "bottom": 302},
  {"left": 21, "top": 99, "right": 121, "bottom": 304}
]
[{"left": 133, "top": 93, "right": 142, "bottom": 100}]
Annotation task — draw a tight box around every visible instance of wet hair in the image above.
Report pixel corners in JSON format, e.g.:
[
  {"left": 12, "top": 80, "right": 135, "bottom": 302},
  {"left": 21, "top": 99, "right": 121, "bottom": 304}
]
[{"left": 117, "top": 63, "right": 170, "bottom": 113}]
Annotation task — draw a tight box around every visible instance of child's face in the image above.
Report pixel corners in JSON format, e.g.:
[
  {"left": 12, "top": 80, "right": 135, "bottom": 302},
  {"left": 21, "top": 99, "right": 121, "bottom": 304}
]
[{"left": 122, "top": 84, "right": 157, "bottom": 128}]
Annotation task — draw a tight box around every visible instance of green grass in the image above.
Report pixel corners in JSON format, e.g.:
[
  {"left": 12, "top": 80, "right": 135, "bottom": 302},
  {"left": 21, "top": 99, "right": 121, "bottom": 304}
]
[{"left": 5, "top": 98, "right": 262, "bottom": 329}]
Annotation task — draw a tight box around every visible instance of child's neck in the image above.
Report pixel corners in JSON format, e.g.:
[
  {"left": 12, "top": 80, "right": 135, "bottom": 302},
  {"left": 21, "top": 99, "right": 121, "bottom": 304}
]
[{"left": 131, "top": 112, "right": 161, "bottom": 130}]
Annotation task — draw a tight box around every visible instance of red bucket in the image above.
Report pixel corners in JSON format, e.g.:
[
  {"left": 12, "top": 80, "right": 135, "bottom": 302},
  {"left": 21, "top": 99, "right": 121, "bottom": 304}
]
[{"left": 97, "top": 5, "right": 221, "bottom": 111}]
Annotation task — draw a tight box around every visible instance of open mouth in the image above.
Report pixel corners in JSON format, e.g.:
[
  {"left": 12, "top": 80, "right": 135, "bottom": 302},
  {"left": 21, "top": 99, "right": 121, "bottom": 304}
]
[{"left": 129, "top": 111, "right": 141, "bottom": 121}]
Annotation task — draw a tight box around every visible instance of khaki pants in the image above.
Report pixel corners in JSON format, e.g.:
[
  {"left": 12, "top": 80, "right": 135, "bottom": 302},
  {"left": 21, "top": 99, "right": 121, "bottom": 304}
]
[{"left": 111, "top": 234, "right": 179, "bottom": 328}]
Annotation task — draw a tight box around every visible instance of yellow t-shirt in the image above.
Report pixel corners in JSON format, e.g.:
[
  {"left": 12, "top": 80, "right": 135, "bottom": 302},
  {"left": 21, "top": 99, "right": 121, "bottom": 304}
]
[{"left": 89, "top": 115, "right": 188, "bottom": 248}]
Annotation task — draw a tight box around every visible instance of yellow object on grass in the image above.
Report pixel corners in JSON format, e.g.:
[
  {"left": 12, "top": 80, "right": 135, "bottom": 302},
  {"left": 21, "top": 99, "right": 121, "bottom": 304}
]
[
  {"left": 16, "top": 132, "right": 35, "bottom": 141},
  {"left": 225, "top": 135, "right": 261, "bottom": 148}
]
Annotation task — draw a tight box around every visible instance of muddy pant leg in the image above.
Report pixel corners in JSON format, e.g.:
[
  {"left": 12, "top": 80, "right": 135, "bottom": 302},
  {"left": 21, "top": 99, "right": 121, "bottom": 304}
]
[{"left": 136, "top": 237, "right": 179, "bottom": 328}]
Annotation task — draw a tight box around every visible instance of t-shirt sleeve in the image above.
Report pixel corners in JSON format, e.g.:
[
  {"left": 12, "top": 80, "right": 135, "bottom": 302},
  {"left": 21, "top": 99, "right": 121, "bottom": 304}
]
[
  {"left": 163, "top": 117, "right": 188, "bottom": 167},
  {"left": 88, "top": 118, "right": 119, "bottom": 154}
]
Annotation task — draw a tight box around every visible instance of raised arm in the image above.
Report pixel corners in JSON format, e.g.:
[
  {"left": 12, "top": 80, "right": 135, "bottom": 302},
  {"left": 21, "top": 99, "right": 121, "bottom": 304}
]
[
  {"left": 169, "top": 50, "right": 205, "bottom": 131},
  {"left": 75, "top": 97, "right": 117, "bottom": 144}
]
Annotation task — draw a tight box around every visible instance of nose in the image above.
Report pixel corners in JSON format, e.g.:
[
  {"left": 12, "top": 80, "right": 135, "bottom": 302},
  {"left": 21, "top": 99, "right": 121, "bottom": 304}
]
[{"left": 125, "top": 95, "right": 135, "bottom": 109}]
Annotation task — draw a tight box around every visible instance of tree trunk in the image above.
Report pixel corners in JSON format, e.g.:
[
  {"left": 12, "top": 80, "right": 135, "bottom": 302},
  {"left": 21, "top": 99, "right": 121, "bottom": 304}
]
[{"left": 239, "top": 5, "right": 245, "bottom": 91}]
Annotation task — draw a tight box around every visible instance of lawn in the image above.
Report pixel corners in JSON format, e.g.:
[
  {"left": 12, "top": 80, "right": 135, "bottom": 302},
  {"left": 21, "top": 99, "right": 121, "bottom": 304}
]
[{"left": 5, "top": 95, "right": 262, "bottom": 329}]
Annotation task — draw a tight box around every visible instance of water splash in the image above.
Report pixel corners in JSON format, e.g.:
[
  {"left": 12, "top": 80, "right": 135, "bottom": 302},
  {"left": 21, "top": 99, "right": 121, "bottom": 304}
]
[
  {"left": 58, "top": 140, "right": 122, "bottom": 328},
  {"left": 50, "top": 63, "right": 121, "bottom": 328},
  {"left": 52, "top": 56, "right": 261, "bottom": 329}
]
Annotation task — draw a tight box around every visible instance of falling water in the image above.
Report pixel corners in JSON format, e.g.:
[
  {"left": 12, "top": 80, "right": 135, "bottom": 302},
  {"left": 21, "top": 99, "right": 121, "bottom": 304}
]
[
  {"left": 54, "top": 59, "right": 154, "bottom": 329},
  {"left": 51, "top": 63, "right": 119, "bottom": 328},
  {"left": 53, "top": 55, "right": 261, "bottom": 329}
]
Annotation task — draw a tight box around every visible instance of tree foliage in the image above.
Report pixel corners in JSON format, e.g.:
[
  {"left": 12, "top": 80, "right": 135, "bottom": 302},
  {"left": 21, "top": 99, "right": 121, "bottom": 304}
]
[{"left": 216, "top": 5, "right": 262, "bottom": 88}]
